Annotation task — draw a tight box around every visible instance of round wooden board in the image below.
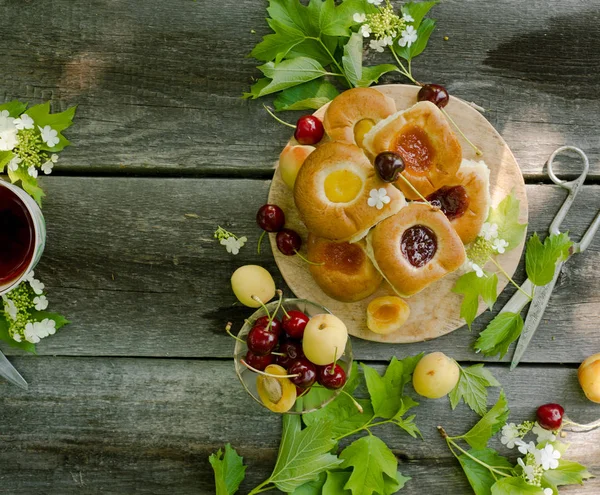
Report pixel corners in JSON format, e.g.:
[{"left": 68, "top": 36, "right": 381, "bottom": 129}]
[{"left": 268, "top": 84, "right": 528, "bottom": 343}]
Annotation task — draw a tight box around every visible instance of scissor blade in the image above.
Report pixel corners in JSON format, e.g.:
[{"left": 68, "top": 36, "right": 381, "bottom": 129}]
[
  {"left": 0, "top": 351, "right": 28, "bottom": 390},
  {"left": 510, "top": 262, "right": 564, "bottom": 370},
  {"left": 499, "top": 279, "right": 535, "bottom": 315}
]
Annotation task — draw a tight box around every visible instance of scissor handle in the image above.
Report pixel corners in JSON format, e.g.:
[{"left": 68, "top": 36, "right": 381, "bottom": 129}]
[{"left": 547, "top": 146, "right": 589, "bottom": 189}]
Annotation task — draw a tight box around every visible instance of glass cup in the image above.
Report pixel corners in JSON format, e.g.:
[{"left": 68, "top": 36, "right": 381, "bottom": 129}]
[
  {"left": 0, "top": 179, "right": 46, "bottom": 296},
  {"left": 233, "top": 298, "right": 353, "bottom": 414}
]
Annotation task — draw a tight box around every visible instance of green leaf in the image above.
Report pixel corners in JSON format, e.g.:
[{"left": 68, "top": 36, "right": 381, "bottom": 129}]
[
  {"left": 267, "top": 0, "right": 315, "bottom": 36},
  {"left": 458, "top": 448, "right": 513, "bottom": 495},
  {"left": 242, "top": 78, "right": 272, "bottom": 99},
  {"left": 491, "top": 477, "right": 544, "bottom": 494},
  {"left": 402, "top": 1, "right": 438, "bottom": 29},
  {"left": 208, "top": 444, "right": 246, "bottom": 495},
  {"left": 250, "top": 20, "right": 305, "bottom": 62},
  {"left": 0, "top": 314, "right": 37, "bottom": 354},
  {"left": 303, "top": 394, "right": 374, "bottom": 439},
  {"left": 541, "top": 459, "right": 592, "bottom": 492},
  {"left": 450, "top": 364, "right": 501, "bottom": 417},
  {"left": 525, "top": 232, "right": 573, "bottom": 286},
  {"left": 319, "top": 0, "right": 371, "bottom": 37},
  {"left": 292, "top": 472, "right": 327, "bottom": 495},
  {"left": 273, "top": 78, "right": 339, "bottom": 111},
  {"left": 267, "top": 415, "right": 342, "bottom": 492},
  {"left": 394, "top": 413, "right": 421, "bottom": 439},
  {"left": 382, "top": 471, "right": 411, "bottom": 494},
  {"left": 475, "top": 312, "right": 524, "bottom": 359},
  {"left": 25, "top": 102, "right": 77, "bottom": 152},
  {"left": 0, "top": 150, "right": 15, "bottom": 173},
  {"left": 7, "top": 165, "right": 45, "bottom": 207},
  {"left": 323, "top": 471, "right": 352, "bottom": 495},
  {"left": 486, "top": 190, "right": 527, "bottom": 252},
  {"left": 358, "top": 64, "right": 398, "bottom": 87},
  {"left": 394, "top": 18, "right": 436, "bottom": 61},
  {"left": 340, "top": 435, "right": 398, "bottom": 495},
  {"left": 342, "top": 32, "right": 363, "bottom": 87},
  {"left": 452, "top": 271, "right": 499, "bottom": 329},
  {"left": 459, "top": 391, "right": 510, "bottom": 450},
  {"left": 257, "top": 57, "right": 329, "bottom": 97},
  {"left": 0, "top": 100, "right": 28, "bottom": 117}
]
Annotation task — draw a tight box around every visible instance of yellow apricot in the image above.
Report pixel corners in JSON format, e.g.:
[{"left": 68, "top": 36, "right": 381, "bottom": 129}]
[
  {"left": 578, "top": 353, "right": 600, "bottom": 403},
  {"left": 257, "top": 364, "right": 297, "bottom": 413},
  {"left": 366, "top": 296, "right": 410, "bottom": 334}
]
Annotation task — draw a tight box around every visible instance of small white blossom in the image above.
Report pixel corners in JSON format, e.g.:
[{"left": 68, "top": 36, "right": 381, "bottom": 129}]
[
  {"left": 13, "top": 114, "right": 34, "bottom": 130},
  {"left": 50, "top": 154, "right": 59, "bottom": 163},
  {"left": 353, "top": 13, "right": 366, "bottom": 23},
  {"left": 28, "top": 165, "right": 38, "bottom": 178},
  {"left": 29, "top": 277, "right": 45, "bottom": 295},
  {"left": 481, "top": 222, "right": 499, "bottom": 241},
  {"left": 40, "top": 318, "right": 57, "bottom": 336},
  {"left": 398, "top": 26, "right": 418, "bottom": 47},
  {"left": 544, "top": 489, "right": 553, "bottom": 495},
  {"left": 360, "top": 24, "right": 372, "bottom": 37},
  {"left": 0, "top": 110, "right": 9, "bottom": 118},
  {"left": 533, "top": 423, "right": 557, "bottom": 443},
  {"left": 2, "top": 296, "right": 18, "bottom": 321},
  {"left": 39, "top": 125, "right": 60, "bottom": 148},
  {"left": 367, "top": 0, "right": 383, "bottom": 5},
  {"left": 517, "top": 457, "right": 536, "bottom": 483},
  {"left": 24, "top": 270, "right": 35, "bottom": 283},
  {"left": 24, "top": 322, "right": 41, "bottom": 344},
  {"left": 469, "top": 261, "right": 485, "bottom": 278},
  {"left": 7, "top": 155, "right": 21, "bottom": 172},
  {"left": 515, "top": 439, "right": 536, "bottom": 455},
  {"left": 367, "top": 188, "right": 391, "bottom": 210},
  {"left": 500, "top": 423, "right": 520, "bottom": 448},
  {"left": 0, "top": 114, "right": 18, "bottom": 151},
  {"left": 41, "top": 160, "right": 54, "bottom": 175},
  {"left": 220, "top": 236, "right": 245, "bottom": 255},
  {"left": 12, "top": 333, "right": 22, "bottom": 343},
  {"left": 33, "top": 295, "right": 48, "bottom": 311},
  {"left": 369, "top": 38, "right": 386, "bottom": 52},
  {"left": 536, "top": 444, "right": 561, "bottom": 470},
  {"left": 492, "top": 238, "right": 509, "bottom": 254},
  {"left": 402, "top": 13, "right": 414, "bottom": 22}
]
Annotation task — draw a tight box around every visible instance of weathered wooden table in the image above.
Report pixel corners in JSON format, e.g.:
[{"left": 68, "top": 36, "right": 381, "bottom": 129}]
[{"left": 1, "top": 1, "right": 599, "bottom": 493}]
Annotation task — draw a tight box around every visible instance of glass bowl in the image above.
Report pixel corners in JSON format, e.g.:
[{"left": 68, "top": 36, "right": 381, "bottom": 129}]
[{"left": 233, "top": 298, "right": 353, "bottom": 414}]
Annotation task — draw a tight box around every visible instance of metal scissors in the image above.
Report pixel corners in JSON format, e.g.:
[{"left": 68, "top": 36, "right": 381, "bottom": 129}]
[
  {"left": 508, "top": 146, "right": 600, "bottom": 370},
  {"left": 0, "top": 350, "right": 28, "bottom": 389}
]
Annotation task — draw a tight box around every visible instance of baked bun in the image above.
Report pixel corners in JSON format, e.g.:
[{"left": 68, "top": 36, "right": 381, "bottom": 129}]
[
  {"left": 294, "top": 142, "right": 406, "bottom": 242},
  {"left": 367, "top": 203, "right": 466, "bottom": 297},
  {"left": 323, "top": 88, "right": 397, "bottom": 147},
  {"left": 426, "top": 159, "right": 490, "bottom": 244},
  {"left": 363, "top": 101, "right": 462, "bottom": 199},
  {"left": 307, "top": 234, "right": 382, "bottom": 302}
]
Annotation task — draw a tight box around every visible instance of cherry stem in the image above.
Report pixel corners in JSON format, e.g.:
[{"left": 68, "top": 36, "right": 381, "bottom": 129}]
[
  {"left": 281, "top": 304, "right": 290, "bottom": 319},
  {"left": 262, "top": 104, "right": 296, "bottom": 129},
  {"left": 251, "top": 295, "right": 271, "bottom": 321},
  {"left": 329, "top": 347, "right": 338, "bottom": 375},
  {"left": 340, "top": 390, "right": 364, "bottom": 413},
  {"left": 440, "top": 107, "right": 483, "bottom": 156},
  {"left": 257, "top": 230, "right": 266, "bottom": 254},
  {"left": 294, "top": 249, "right": 325, "bottom": 266},
  {"left": 267, "top": 289, "right": 283, "bottom": 330},
  {"left": 396, "top": 174, "right": 436, "bottom": 209},
  {"left": 225, "top": 322, "right": 246, "bottom": 345},
  {"left": 562, "top": 416, "right": 600, "bottom": 432},
  {"left": 241, "top": 359, "right": 300, "bottom": 378},
  {"left": 488, "top": 256, "right": 534, "bottom": 300},
  {"left": 271, "top": 352, "right": 286, "bottom": 357}
]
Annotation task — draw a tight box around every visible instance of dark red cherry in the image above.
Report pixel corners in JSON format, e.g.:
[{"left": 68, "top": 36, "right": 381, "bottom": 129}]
[
  {"left": 276, "top": 228, "right": 302, "bottom": 256},
  {"left": 247, "top": 325, "right": 278, "bottom": 356},
  {"left": 288, "top": 358, "right": 317, "bottom": 388},
  {"left": 374, "top": 152, "right": 406, "bottom": 182},
  {"left": 282, "top": 310, "right": 309, "bottom": 339},
  {"left": 318, "top": 364, "right": 347, "bottom": 389},
  {"left": 536, "top": 403, "right": 564, "bottom": 430},
  {"left": 275, "top": 340, "right": 304, "bottom": 368},
  {"left": 254, "top": 316, "right": 282, "bottom": 337},
  {"left": 294, "top": 115, "right": 324, "bottom": 145},
  {"left": 245, "top": 350, "right": 273, "bottom": 371},
  {"left": 417, "top": 84, "right": 450, "bottom": 109},
  {"left": 256, "top": 204, "right": 285, "bottom": 232}
]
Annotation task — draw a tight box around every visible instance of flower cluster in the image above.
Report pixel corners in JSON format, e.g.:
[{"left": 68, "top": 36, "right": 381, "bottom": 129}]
[
  {"left": 466, "top": 222, "right": 509, "bottom": 277},
  {"left": 1, "top": 271, "right": 56, "bottom": 344},
  {"left": 353, "top": 1, "right": 416, "bottom": 53},
  {"left": 500, "top": 421, "right": 561, "bottom": 491},
  {"left": 214, "top": 226, "right": 247, "bottom": 255}
]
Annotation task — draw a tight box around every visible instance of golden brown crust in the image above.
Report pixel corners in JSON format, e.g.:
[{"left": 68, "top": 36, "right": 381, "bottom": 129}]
[
  {"left": 307, "top": 234, "right": 382, "bottom": 302},
  {"left": 363, "top": 101, "right": 462, "bottom": 199},
  {"left": 323, "top": 88, "right": 397, "bottom": 145},
  {"left": 367, "top": 203, "right": 466, "bottom": 297},
  {"left": 293, "top": 142, "right": 406, "bottom": 241}
]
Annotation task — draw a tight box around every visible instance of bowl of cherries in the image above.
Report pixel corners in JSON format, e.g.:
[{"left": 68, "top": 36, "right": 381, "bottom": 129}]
[{"left": 230, "top": 293, "right": 353, "bottom": 414}]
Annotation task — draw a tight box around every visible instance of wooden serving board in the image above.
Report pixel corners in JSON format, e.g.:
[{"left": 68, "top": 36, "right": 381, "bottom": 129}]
[{"left": 268, "top": 84, "right": 528, "bottom": 343}]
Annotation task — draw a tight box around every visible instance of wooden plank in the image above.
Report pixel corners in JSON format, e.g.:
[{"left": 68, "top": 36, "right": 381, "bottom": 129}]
[
  {"left": 1, "top": 177, "right": 598, "bottom": 364},
  {"left": 0, "top": 0, "right": 598, "bottom": 177},
  {"left": 0, "top": 358, "right": 597, "bottom": 494}
]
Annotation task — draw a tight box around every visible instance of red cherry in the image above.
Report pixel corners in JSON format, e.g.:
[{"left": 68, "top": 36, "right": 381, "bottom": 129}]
[
  {"left": 254, "top": 316, "right": 282, "bottom": 337},
  {"left": 275, "top": 339, "right": 304, "bottom": 368},
  {"left": 246, "top": 325, "right": 278, "bottom": 356},
  {"left": 256, "top": 204, "right": 285, "bottom": 232},
  {"left": 276, "top": 229, "right": 302, "bottom": 256},
  {"left": 288, "top": 358, "right": 317, "bottom": 388},
  {"left": 417, "top": 84, "right": 450, "bottom": 109},
  {"left": 282, "top": 310, "right": 309, "bottom": 339},
  {"left": 536, "top": 403, "right": 565, "bottom": 430},
  {"left": 294, "top": 115, "right": 324, "bottom": 145},
  {"left": 374, "top": 151, "right": 405, "bottom": 182},
  {"left": 245, "top": 350, "right": 273, "bottom": 371},
  {"left": 318, "top": 364, "right": 347, "bottom": 389}
]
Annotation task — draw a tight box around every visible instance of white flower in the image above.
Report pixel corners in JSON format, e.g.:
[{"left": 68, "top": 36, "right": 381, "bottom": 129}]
[
  {"left": 237, "top": 236, "right": 247, "bottom": 249},
  {"left": 353, "top": 13, "right": 366, "bottom": 23},
  {"left": 500, "top": 423, "right": 520, "bottom": 448},
  {"left": 24, "top": 322, "right": 41, "bottom": 344},
  {"left": 533, "top": 423, "right": 557, "bottom": 443},
  {"left": 41, "top": 160, "right": 54, "bottom": 175},
  {"left": 12, "top": 333, "right": 22, "bottom": 343},
  {"left": 220, "top": 236, "right": 245, "bottom": 255},
  {"left": 29, "top": 277, "right": 45, "bottom": 295},
  {"left": 469, "top": 261, "right": 485, "bottom": 278},
  {"left": 367, "top": 0, "right": 383, "bottom": 5},
  {"left": 367, "top": 188, "right": 391, "bottom": 210},
  {"left": 0, "top": 114, "right": 18, "bottom": 151},
  {"left": 28, "top": 165, "right": 38, "bottom": 178},
  {"left": 544, "top": 489, "right": 553, "bottom": 495},
  {"left": 360, "top": 24, "right": 372, "bottom": 37},
  {"left": 2, "top": 296, "right": 18, "bottom": 321},
  {"left": 33, "top": 295, "right": 48, "bottom": 311},
  {"left": 382, "top": 35, "right": 393, "bottom": 46},
  {"left": 50, "top": 153, "right": 59, "bottom": 163},
  {"left": 40, "top": 318, "right": 56, "bottom": 336},
  {"left": 24, "top": 270, "right": 35, "bottom": 283},
  {"left": 481, "top": 222, "right": 499, "bottom": 241},
  {"left": 369, "top": 39, "right": 386, "bottom": 53},
  {"left": 0, "top": 110, "right": 9, "bottom": 118},
  {"left": 517, "top": 457, "right": 536, "bottom": 483},
  {"left": 7, "top": 155, "right": 21, "bottom": 172},
  {"left": 402, "top": 13, "right": 414, "bottom": 22},
  {"left": 492, "top": 238, "right": 509, "bottom": 254},
  {"left": 13, "top": 114, "right": 34, "bottom": 130},
  {"left": 398, "top": 26, "right": 418, "bottom": 47},
  {"left": 39, "top": 125, "right": 59, "bottom": 148},
  {"left": 515, "top": 440, "right": 536, "bottom": 455},
  {"left": 536, "top": 444, "right": 561, "bottom": 470}
]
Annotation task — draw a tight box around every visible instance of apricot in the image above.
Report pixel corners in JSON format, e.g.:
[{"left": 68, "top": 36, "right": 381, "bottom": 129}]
[
  {"left": 412, "top": 352, "right": 459, "bottom": 399},
  {"left": 231, "top": 265, "right": 275, "bottom": 308},
  {"left": 279, "top": 144, "right": 315, "bottom": 190},
  {"left": 256, "top": 364, "right": 297, "bottom": 413},
  {"left": 302, "top": 314, "right": 348, "bottom": 366},
  {"left": 366, "top": 296, "right": 410, "bottom": 334},
  {"left": 578, "top": 353, "right": 600, "bottom": 403}
]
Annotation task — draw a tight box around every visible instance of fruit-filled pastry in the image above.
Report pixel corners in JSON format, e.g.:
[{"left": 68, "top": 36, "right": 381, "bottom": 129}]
[
  {"left": 307, "top": 234, "right": 382, "bottom": 302},
  {"left": 363, "top": 101, "right": 462, "bottom": 200},
  {"left": 425, "top": 159, "right": 490, "bottom": 245},
  {"left": 323, "top": 87, "right": 397, "bottom": 148},
  {"left": 366, "top": 203, "right": 466, "bottom": 297},
  {"left": 294, "top": 142, "right": 406, "bottom": 242}
]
